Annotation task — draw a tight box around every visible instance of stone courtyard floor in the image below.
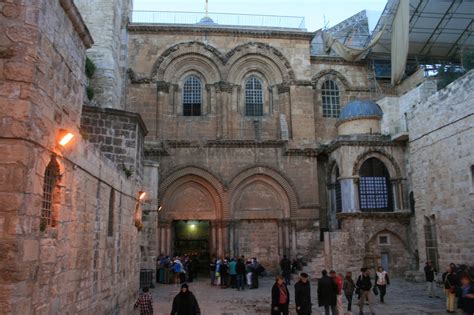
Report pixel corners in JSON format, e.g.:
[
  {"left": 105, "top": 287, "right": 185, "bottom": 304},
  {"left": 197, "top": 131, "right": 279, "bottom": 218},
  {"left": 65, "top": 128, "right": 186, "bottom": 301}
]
[{"left": 148, "top": 276, "right": 457, "bottom": 315}]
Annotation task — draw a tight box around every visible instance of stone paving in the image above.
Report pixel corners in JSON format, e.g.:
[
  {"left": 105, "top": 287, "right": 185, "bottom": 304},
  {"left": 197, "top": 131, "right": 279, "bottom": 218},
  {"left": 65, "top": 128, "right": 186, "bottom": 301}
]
[{"left": 147, "top": 275, "right": 460, "bottom": 315}]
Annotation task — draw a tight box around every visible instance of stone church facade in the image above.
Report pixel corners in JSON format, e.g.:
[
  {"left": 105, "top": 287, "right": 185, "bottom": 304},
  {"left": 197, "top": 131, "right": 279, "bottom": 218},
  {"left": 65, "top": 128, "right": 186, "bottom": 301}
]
[{"left": 0, "top": 0, "right": 472, "bottom": 313}]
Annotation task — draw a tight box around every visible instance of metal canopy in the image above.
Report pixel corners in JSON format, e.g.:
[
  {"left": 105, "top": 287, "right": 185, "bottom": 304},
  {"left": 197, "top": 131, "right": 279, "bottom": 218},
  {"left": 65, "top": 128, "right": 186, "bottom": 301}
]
[{"left": 370, "top": 0, "right": 474, "bottom": 60}]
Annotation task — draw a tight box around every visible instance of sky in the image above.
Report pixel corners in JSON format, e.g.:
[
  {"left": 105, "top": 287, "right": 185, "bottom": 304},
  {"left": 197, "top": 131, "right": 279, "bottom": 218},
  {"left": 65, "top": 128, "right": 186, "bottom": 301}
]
[{"left": 132, "top": 0, "right": 388, "bottom": 32}]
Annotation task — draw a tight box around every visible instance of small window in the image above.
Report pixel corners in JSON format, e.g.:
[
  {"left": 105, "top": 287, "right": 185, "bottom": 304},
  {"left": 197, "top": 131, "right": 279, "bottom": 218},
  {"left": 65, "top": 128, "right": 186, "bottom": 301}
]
[
  {"left": 245, "top": 76, "right": 263, "bottom": 116},
  {"left": 321, "top": 80, "right": 340, "bottom": 118},
  {"left": 183, "top": 75, "right": 202, "bottom": 116},
  {"left": 41, "top": 157, "right": 60, "bottom": 228},
  {"left": 378, "top": 234, "right": 390, "bottom": 245},
  {"left": 107, "top": 188, "right": 115, "bottom": 237}
]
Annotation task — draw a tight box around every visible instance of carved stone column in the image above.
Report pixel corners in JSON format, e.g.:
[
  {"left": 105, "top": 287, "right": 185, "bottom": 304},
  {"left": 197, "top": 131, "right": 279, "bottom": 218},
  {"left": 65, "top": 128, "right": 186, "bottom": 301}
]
[{"left": 339, "top": 176, "right": 360, "bottom": 212}]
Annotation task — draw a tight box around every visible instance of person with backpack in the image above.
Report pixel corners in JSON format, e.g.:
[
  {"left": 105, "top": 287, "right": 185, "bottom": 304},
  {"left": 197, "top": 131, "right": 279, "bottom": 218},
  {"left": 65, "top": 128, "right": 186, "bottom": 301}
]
[
  {"left": 134, "top": 287, "right": 153, "bottom": 315},
  {"left": 343, "top": 271, "right": 355, "bottom": 312},
  {"left": 356, "top": 267, "right": 375, "bottom": 315},
  {"left": 375, "top": 266, "right": 390, "bottom": 303}
]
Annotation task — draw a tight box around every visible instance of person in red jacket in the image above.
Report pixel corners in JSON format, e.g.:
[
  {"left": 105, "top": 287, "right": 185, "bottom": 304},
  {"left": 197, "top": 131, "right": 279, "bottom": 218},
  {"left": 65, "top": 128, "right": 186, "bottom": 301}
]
[{"left": 330, "top": 270, "right": 344, "bottom": 315}]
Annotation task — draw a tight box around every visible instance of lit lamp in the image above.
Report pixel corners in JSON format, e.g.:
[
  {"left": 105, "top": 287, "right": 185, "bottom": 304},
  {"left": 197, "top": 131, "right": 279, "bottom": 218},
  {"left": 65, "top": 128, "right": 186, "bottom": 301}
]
[
  {"left": 58, "top": 129, "right": 74, "bottom": 146},
  {"left": 138, "top": 191, "right": 146, "bottom": 200}
]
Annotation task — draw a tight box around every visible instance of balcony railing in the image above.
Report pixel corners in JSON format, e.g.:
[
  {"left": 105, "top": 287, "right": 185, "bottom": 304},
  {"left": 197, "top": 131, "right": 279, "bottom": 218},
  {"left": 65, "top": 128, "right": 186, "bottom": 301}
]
[{"left": 131, "top": 10, "right": 306, "bottom": 30}]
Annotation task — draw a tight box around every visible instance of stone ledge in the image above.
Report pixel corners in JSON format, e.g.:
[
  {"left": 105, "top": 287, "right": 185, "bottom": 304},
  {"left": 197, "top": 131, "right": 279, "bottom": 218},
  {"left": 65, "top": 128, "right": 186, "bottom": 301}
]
[
  {"left": 336, "top": 211, "right": 413, "bottom": 220},
  {"left": 82, "top": 105, "right": 148, "bottom": 136},
  {"left": 59, "top": 0, "right": 93, "bottom": 48}
]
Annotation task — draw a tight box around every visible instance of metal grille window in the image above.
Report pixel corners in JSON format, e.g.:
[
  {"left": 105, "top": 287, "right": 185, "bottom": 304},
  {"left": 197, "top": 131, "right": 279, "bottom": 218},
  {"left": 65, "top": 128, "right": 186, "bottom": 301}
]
[
  {"left": 41, "top": 157, "right": 60, "bottom": 227},
  {"left": 424, "top": 218, "right": 439, "bottom": 271},
  {"left": 245, "top": 76, "right": 263, "bottom": 116},
  {"left": 321, "top": 80, "right": 340, "bottom": 118},
  {"left": 107, "top": 188, "right": 115, "bottom": 237},
  {"left": 359, "top": 158, "right": 393, "bottom": 212},
  {"left": 183, "top": 75, "right": 202, "bottom": 116}
]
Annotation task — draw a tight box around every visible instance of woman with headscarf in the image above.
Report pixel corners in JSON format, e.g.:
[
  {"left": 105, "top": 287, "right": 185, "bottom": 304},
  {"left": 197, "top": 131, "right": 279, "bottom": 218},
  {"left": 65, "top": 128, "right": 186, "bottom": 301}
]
[
  {"left": 170, "top": 283, "right": 201, "bottom": 315},
  {"left": 271, "top": 275, "right": 290, "bottom": 315}
]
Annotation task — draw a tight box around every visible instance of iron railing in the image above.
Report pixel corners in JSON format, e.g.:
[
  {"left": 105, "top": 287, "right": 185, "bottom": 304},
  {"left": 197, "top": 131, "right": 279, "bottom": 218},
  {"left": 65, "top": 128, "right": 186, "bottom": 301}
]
[{"left": 131, "top": 10, "right": 306, "bottom": 30}]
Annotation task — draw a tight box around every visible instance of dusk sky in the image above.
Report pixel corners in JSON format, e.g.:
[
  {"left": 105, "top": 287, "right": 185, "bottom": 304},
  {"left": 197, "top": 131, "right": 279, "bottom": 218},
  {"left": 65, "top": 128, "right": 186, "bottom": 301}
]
[{"left": 132, "top": 0, "right": 388, "bottom": 32}]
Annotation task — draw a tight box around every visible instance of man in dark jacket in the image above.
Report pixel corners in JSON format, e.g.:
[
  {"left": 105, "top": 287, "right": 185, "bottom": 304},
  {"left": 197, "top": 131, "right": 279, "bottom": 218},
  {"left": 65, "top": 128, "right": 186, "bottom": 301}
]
[
  {"left": 280, "top": 255, "right": 292, "bottom": 285},
  {"left": 356, "top": 267, "right": 375, "bottom": 315},
  {"left": 170, "top": 283, "right": 201, "bottom": 315},
  {"left": 294, "top": 272, "right": 312, "bottom": 315},
  {"left": 424, "top": 261, "right": 439, "bottom": 298},
  {"left": 236, "top": 258, "right": 246, "bottom": 291},
  {"left": 317, "top": 270, "right": 337, "bottom": 315}
]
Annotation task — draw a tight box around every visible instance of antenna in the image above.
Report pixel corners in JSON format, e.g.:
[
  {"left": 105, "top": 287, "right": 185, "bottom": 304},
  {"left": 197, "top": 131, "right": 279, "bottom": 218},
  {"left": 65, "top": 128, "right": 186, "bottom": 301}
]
[{"left": 205, "top": 0, "right": 209, "bottom": 17}]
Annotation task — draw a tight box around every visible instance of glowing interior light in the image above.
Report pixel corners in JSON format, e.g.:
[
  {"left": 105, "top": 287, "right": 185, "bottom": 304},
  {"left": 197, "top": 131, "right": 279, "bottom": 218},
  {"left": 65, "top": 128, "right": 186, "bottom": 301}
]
[
  {"left": 190, "top": 224, "right": 196, "bottom": 229},
  {"left": 59, "top": 132, "right": 74, "bottom": 146},
  {"left": 138, "top": 191, "right": 146, "bottom": 200}
]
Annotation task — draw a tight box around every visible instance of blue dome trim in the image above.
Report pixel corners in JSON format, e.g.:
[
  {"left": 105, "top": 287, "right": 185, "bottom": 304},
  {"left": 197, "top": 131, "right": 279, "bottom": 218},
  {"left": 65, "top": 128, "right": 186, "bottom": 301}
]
[{"left": 338, "top": 99, "right": 383, "bottom": 121}]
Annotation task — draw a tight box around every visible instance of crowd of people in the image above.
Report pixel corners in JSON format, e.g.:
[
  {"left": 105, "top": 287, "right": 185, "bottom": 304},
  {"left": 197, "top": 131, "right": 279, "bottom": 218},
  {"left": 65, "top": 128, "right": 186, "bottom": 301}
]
[
  {"left": 133, "top": 257, "right": 474, "bottom": 315},
  {"left": 425, "top": 261, "right": 474, "bottom": 314}
]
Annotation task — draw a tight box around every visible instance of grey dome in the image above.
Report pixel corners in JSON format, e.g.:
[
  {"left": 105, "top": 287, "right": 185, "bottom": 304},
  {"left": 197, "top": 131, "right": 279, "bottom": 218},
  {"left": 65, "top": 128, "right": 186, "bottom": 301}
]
[
  {"left": 338, "top": 99, "right": 383, "bottom": 121},
  {"left": 197, "top": 16, "right": 217, "bottom": 25}
]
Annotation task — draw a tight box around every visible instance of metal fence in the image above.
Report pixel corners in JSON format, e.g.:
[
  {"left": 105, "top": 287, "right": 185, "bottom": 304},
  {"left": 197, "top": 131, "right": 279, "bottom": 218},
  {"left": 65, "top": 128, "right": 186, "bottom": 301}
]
[{"left": 131, "top": 11, "right": 306, "bottom": 30}]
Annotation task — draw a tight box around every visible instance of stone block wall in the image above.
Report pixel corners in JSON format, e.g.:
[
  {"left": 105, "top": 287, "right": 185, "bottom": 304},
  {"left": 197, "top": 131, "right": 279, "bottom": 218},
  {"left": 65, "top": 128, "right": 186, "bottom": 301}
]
[
  {"left": 75, "top": 0, "right": 132, "bottom": 109},
  {"left": 407, "top": 70, "right": 474, "bottom": 270},
  {"left": 0, "top": 1, "right": 145, "bottom": 313},
  {"left": 81, "top": 105, "right": 147, "bottom": 179}
]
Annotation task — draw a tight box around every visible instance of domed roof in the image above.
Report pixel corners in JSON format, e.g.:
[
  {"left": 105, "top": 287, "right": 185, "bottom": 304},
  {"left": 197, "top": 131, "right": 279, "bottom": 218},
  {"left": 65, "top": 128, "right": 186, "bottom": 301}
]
[
  {"left": 197, "top": 16, "right": 217, "bottom": 25},
  {"left": 338, "top": 99, "right": 383, "bottom": 121}
]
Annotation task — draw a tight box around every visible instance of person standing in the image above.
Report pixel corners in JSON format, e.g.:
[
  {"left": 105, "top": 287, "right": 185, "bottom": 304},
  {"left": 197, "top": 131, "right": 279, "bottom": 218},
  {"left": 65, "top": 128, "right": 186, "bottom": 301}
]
[
  {"left": 317, "top": 270, "right": 337, "bottom": 315},
  {"left": 294, "top": 272, "right": 312, "bottom": 315},
  {"left": 209, "top": 257, "right": 216, "bottom": 286},
  {"left": 134, "top": 287, "right": 153, "bottom": 315},
  {"left": 459, "top": 273, "right": 474, "bottom": 315},
  {"left": 271, "top": 275, "right": 290, "bottom": 315},
  {"left": 229, "top": 258, "right": 237, "bottom": 288},
  {"left": 356, "top": 267, "right": 375, "bottom": 315},
  {"left": 246, "top": 260, "right": 253, "bottom": 289},
  {"left": 236, "top": 258, "right": 246, "bottom": 291},
  {"left": 343, "top": 271, "right": 355, "bottom": 313},
  {"left": 251, "top": 258, "right": 259, "bottom": 289},
  {"left": 170, "top": 283, "right": 201, "bottom": 315},
  {"left": 330, "top": 271, "right": 344, "bottom": 315},
  {"left": 375, "top": 266, "right": 390, "bottom": 303},
  {"left": 280, "top": 255, "right": 292, "bottom": 285},
  {"left": 443, "top": 266, "right": 457, "bottom": 313},
  {"left": 424, "top": 261, "right": 439, "bottom": 298}
]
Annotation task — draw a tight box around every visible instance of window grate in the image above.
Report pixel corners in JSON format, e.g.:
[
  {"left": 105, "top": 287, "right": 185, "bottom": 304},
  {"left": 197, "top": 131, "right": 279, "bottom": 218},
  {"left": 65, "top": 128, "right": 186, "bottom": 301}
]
[
  {"left": 183, "top": 75, "right": 202, "bottom": 116},
  {"left": 245, "top": 76, "right": 263, "bottom": 116},
  {"left": 41, "top": 158, "right": 59, "bottom": 227},
  {"left": 321, "top": 80, "right": 340, "bottom": 118},
  {"left": 358, "top": 158, "right": 393, "bottom": 212}
]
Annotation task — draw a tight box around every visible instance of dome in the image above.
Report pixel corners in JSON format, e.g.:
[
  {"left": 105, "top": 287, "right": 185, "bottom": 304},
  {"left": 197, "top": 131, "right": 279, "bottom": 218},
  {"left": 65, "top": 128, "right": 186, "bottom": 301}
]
[
  {"left": 197, "top": 16, "right": 217, "bottom": 25},
  {"left": 338, "top": 99, "right": 383, "bottom": 121}
]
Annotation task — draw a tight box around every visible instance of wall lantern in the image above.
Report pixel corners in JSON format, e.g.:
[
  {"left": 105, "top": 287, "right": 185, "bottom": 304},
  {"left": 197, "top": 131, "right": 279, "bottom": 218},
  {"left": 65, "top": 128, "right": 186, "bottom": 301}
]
[
  {"left": 158, "top": 206, "right": 163, "bottom": 212},
  {"left": 138, "top": 191, "right": 146, "bottom": 200},
  {"left": 58, "top": 129, "right": 74, "bottom": 146}
]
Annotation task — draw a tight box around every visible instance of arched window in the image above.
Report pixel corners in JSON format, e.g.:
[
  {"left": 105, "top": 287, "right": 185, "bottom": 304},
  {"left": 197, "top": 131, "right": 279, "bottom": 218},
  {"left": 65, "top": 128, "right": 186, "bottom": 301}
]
[
  {"left": 183, "top": 75, "right": 202, "bottom": 116},
  {"left": 41, "top": 157, "right": 60, "bottom": 229},
  {"left": 358, "top": 158, "right": 393, "bottom": 212},
  {"left": 245, "top": 76, "right": 263, "bottom": 116},
  {"left": 321, "top": 80, "right": 340, "bottom": 118}
]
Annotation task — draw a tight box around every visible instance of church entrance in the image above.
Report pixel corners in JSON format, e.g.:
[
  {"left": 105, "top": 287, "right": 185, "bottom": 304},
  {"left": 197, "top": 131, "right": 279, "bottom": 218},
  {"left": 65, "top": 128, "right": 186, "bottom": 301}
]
[{"left": 173, "top": 220, "right": 210, "bottom": 275}]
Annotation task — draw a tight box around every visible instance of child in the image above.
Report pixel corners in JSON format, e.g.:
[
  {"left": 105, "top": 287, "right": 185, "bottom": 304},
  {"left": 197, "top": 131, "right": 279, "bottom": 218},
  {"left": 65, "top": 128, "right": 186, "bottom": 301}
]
[{"left": 134, "top": 287, "right": 153, "bottom": 315}]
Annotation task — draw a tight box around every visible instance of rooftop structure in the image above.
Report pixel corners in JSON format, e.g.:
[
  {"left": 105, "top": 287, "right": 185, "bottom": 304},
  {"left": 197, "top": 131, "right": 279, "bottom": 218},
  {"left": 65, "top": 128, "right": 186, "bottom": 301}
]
[{"left": 130, "top": 10, "right": 306, "bottom": 30}]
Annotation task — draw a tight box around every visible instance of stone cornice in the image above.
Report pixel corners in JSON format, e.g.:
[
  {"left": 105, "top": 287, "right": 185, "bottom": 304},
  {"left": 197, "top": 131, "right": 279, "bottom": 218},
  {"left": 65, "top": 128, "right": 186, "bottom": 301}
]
[
  {"left": 59, "top": 0, "right": 94, "bottom": 48},
  {"left": 205, "top": 139, "right": 287, "bottom": 148},
  {"left": 323, "top": 136, "right": 406, "bottom": 154},
  {"left": 128, "top": 24, "right": 314, "bottom": 41},
  {"left": 284, "top": 148, "right": 321, "bottom": 157},
  {"left": 336, "top": 211, "right": 412, "bottom": 221},
  {"left": 310, "top": 55, "right": 368, "bottom": 66}
]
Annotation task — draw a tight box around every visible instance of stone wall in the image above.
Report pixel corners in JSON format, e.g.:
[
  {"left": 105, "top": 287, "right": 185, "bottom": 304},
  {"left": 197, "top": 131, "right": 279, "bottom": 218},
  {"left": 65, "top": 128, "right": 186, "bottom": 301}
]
[
  {"left": 75, "top": 0, "right": 132, "bottom": 109},
  {"left": 407, "top": 70, "right": 474, "bottom": 270},
  {"left": 0, "top": 1, "right": 144, "bottom": 313},
  {"left": 81, "top": 105, "right": 147, "bottom": 179}
]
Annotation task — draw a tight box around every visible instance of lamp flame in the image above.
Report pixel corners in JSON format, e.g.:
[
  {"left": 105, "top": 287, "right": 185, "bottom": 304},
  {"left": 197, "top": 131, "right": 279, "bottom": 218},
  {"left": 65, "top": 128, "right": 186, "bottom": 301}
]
[
  {"left": 138, "top": 191, "right": 146, "bottom": 200},
  {"left": 59, "top": 132, "right": 74, "bottom": 146}
]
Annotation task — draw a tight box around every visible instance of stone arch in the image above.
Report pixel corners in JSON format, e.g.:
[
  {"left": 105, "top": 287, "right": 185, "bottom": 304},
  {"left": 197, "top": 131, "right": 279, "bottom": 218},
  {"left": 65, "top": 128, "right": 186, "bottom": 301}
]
[
  {"left": 224, "top": 42, "right": 295, "bottom": 82},
  {"left": 312, "top": 69, "right": 350, "bottom": 90},
  {"left": 367, "top": 228, "right": 409, "bottom": 250},
  {"left": 352, "top": 149, "right": 402, "bottom": 179},
  {"left": 159, "top": 166, "right": 225, "bottom": 220},
  {"left": 327, "top": 159, "right": 341, "bottom": 183},
  {"left": 228, "top": 166, "right": 298, "bottom": 218},
  {"left": 227, "top": 56, "right": 284, "bottom": 85},
  {"left": 151, "top": 41, "right": 225, "bottom": 81}
]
